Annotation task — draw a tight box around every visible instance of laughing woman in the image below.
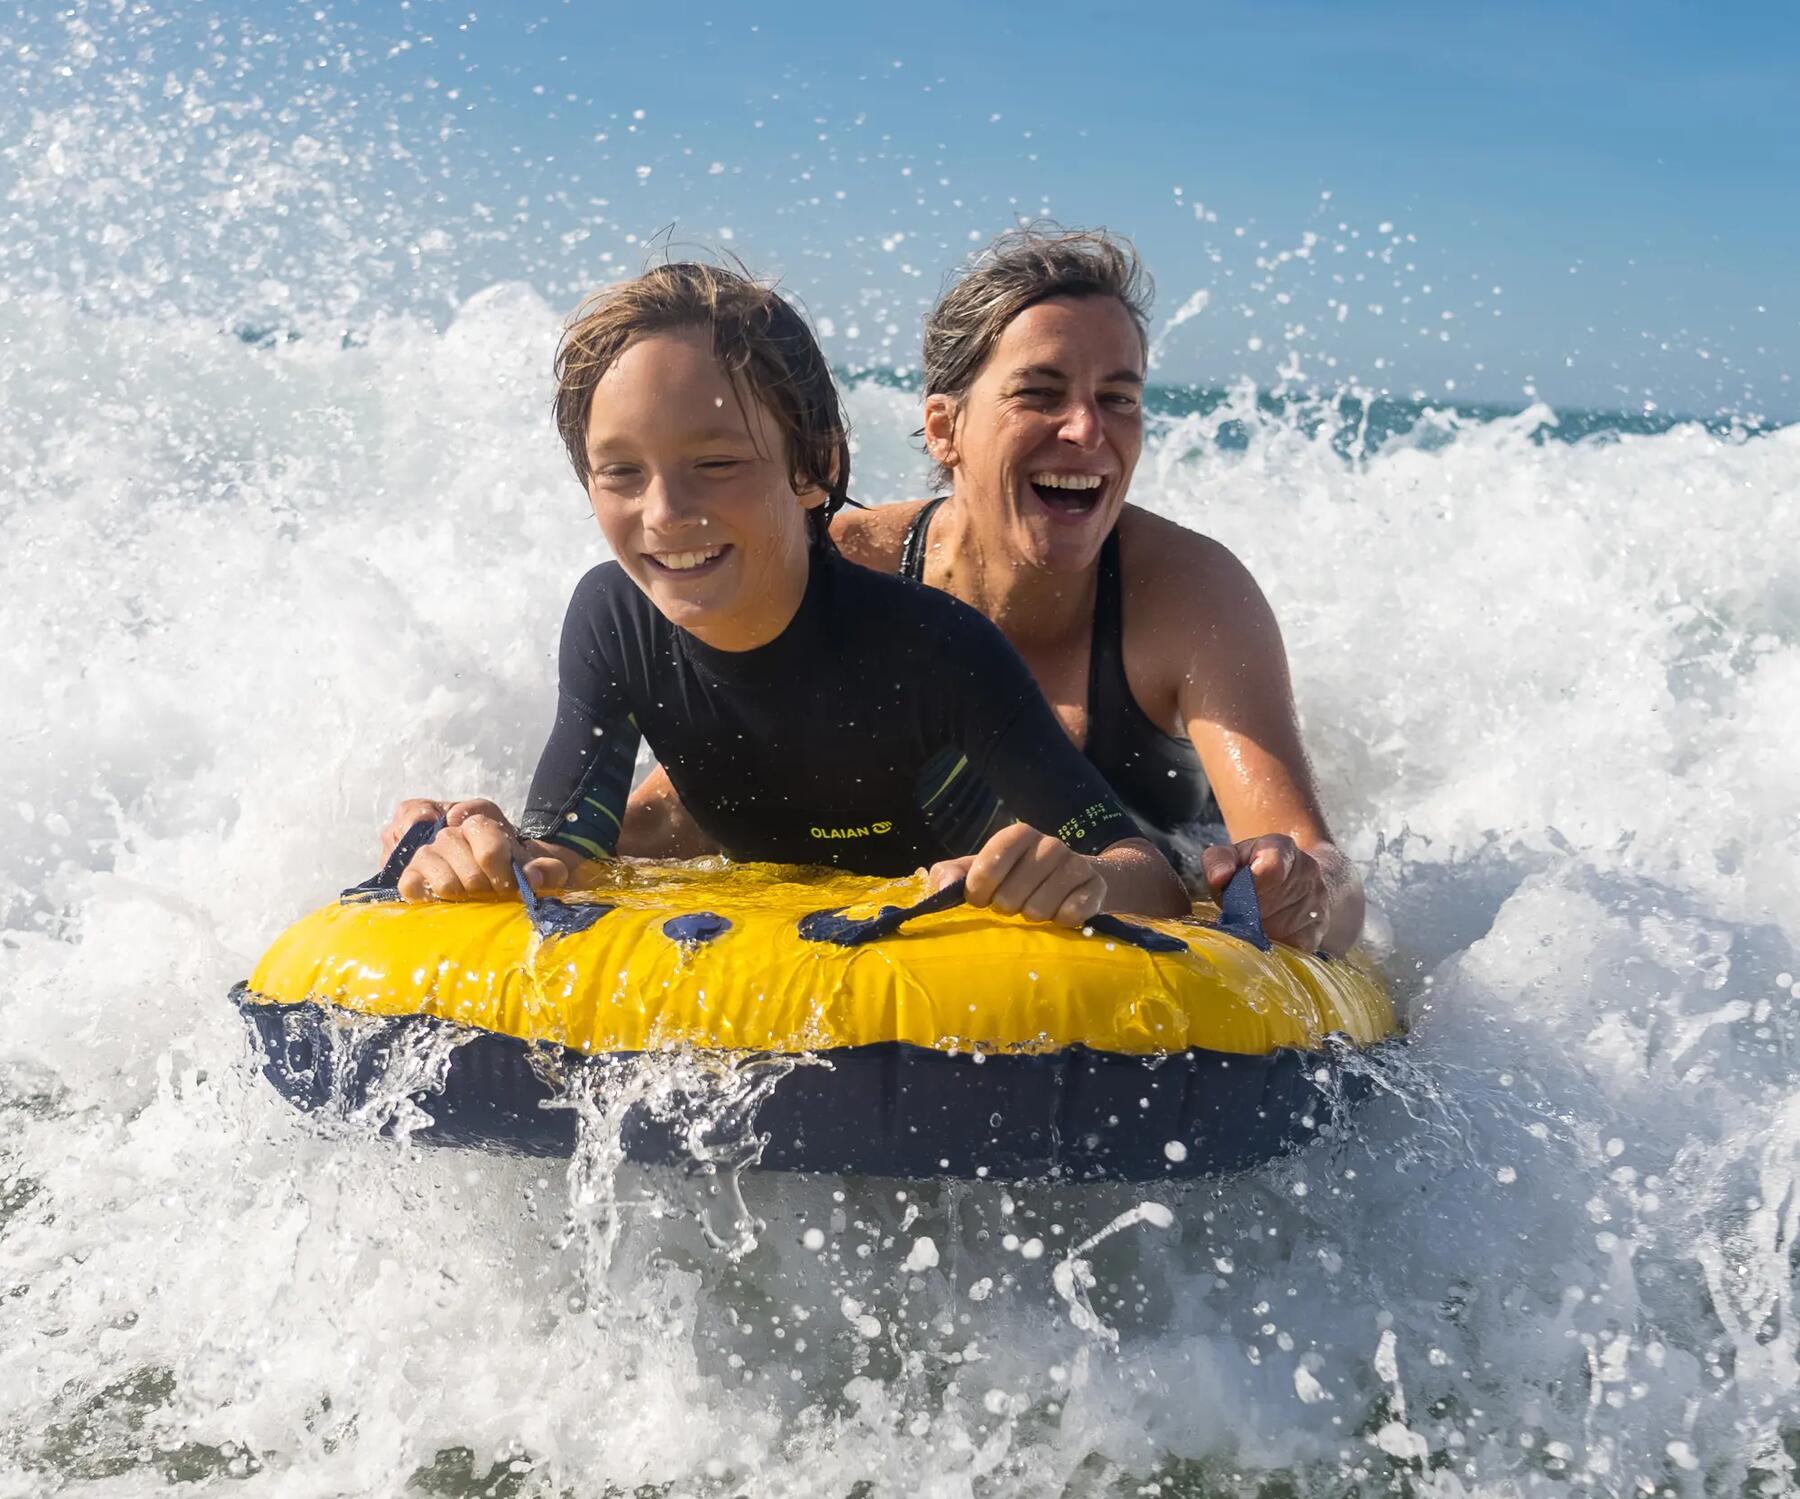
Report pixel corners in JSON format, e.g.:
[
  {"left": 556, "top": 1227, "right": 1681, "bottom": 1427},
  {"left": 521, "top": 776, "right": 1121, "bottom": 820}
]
[
  {"left": 623, "top": 229, "right": 1366, "bottom": 955},
  {"left": 385, "top": 262, "right": 1186, "bottom": 927}
]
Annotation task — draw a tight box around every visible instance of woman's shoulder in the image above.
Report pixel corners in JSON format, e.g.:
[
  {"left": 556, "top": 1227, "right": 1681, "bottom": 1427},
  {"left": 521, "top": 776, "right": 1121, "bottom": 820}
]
[
  {"left": 1116, "top": 505, "right": 1270, "bottom": 625},
  {"left": 830, "top": 497, "right": 936, "bottom": 573},
  {"left": 822, "top": 546, "right": 1002, "bottom": 644}
]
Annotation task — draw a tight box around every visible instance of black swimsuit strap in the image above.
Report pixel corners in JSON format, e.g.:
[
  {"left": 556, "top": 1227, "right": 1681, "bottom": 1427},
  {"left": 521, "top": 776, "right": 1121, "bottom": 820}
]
[
  {"left": 898, "top": 495, "right": 953, "bottom": 581},
  {"left": 1086, "top": 528, "right": 1125, "bottom": 712}
]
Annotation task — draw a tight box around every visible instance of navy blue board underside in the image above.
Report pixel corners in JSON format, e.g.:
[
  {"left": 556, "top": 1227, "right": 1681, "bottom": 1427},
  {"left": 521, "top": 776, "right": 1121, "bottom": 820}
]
[{"left": 234, "top": 986, "right": 1376, "bottom": 1181}]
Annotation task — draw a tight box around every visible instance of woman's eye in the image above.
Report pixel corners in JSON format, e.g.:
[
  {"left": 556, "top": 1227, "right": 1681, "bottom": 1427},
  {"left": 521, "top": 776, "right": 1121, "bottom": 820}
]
[
  {"left": 697, "top": 458, "right": 742, "bottom": 471},
  {"left": 595, "top": 465, "right": 639, "bottom": 483}
]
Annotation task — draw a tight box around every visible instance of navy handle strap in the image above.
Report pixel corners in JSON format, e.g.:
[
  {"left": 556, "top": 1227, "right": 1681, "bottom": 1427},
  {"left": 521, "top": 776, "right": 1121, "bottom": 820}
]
[
  {"left": 1085, "top": 912, "right": 1190, "bottom": 954},
  {"left": 340, "top": 812, "right": 613, "bottom": 938},
  {"left": 1211, "top": 864, "right": 1272, "bottom": 952},
  {"left": 351, "top": 822, "right": 1266, "bottom": 951},
  {"left": 514, "top": 857, "right": 615, "bottom": 939},
  {"left": 798, "top": 878, "right": 969, "bottom": 947},
  {"left": 798, "top": 878, "right": 1193, "bottom": 955},
  {"left": 340, "top": 816, "right": 447, "bottom": 901}
]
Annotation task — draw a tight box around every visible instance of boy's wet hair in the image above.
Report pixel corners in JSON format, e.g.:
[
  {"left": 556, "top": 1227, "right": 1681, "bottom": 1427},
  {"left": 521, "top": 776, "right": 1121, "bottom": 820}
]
[
  {"left": 554, "top": 261, "right": 851, "bottom": 543},
  {"left": 921, "top": 225, "right": 1152, "bottom": 491}
]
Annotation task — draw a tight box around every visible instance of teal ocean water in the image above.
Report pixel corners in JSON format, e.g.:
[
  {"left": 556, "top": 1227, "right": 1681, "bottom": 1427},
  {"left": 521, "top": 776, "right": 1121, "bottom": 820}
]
[{"left": 842, "top": 364, "right": 1782, "bottom": 451}]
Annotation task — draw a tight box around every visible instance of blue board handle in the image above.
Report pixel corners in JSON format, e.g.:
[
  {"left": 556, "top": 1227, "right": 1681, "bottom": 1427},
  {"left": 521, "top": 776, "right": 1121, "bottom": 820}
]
[
  {"left": 797, "top": 877, "right": 971, "bottom": 946},
  {"left": 343, "top": 811, "right": 612, "bottom": 938},
  {"left": 341, "top": 815, "right": 448, "bottom": 900},
  {"left": 356, "top": 818, "right": 1270, "bottom": 953},
  {"left": 794, "top": 869, "right": 1278, "bottom": 956},
  {"left": 1213, "top": 864, "right": 1272, "bottom": 952}
]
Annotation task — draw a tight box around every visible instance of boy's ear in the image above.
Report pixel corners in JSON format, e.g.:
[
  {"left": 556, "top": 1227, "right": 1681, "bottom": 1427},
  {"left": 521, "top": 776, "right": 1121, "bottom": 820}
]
[{"left": 922, "top": 393, "right": 960, "bottom": 469}]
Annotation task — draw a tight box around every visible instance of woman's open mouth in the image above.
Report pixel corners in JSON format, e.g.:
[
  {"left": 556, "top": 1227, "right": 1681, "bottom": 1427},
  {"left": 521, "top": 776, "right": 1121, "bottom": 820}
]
[
  {"left": 1028, "top": 471, "right": 1106, "bottom": 520},
  {"left": 644, "top": 544, "right": 732, "bottom": 576}
]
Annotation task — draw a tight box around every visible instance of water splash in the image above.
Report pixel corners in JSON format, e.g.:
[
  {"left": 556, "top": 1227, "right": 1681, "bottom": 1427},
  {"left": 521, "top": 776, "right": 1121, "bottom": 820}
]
[{"left": 3, "top": 2, "right": 1798, "bottom": 1490}]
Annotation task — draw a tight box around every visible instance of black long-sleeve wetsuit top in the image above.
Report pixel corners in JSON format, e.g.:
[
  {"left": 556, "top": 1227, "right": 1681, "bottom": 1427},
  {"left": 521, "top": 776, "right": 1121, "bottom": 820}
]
[{"left": 518, "top": 547, "right": 1138, "bottom": 876}]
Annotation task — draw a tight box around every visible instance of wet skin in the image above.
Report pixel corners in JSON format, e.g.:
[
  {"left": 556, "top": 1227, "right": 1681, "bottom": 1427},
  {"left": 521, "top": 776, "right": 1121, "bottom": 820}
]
[
  {"left": 385, "top": 326, "right": 1186, "bottom": 927},
  {"left": 624, "top": 296, "right": 1365, "bottom": 955}
]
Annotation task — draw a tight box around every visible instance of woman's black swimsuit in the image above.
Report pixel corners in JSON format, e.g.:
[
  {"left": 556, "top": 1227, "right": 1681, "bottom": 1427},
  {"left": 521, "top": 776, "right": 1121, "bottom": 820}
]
[
  {"left": 519, "top": 547, "right": 1139, "bottom": 876},
  {"left": 899, "top": 497, "right": 1221, "bottom": 854}
]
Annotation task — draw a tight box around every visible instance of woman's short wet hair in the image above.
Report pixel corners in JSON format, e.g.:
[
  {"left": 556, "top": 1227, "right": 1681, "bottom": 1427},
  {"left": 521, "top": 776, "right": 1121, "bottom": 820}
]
[
  {"left": 921, "top": 225, "right": 1153, "bottom": 489},
  {"left": 553, "top": 261, "right": 851, "bottom": 543}
]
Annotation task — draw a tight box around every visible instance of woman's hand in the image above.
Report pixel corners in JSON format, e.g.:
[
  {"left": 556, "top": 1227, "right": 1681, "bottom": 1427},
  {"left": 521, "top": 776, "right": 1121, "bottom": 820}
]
[
  {"left": 927, "top": 823, "right": 1107, "bottom": 929},
  {"left": 1201, "top": 834, "right": 1332, "bottom": 952},
  {"left": 386, "top": 800, "right": 578, "bottom": 901}
]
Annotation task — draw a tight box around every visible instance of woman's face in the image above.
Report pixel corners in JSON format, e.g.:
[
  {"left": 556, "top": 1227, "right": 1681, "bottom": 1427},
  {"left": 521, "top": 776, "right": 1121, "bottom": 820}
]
[
  {"left": 584, "top": 327, "right": 822, "bottom": 650},
  {"left": 929, "top": 294, "right": 1145, "bottom": 574}
]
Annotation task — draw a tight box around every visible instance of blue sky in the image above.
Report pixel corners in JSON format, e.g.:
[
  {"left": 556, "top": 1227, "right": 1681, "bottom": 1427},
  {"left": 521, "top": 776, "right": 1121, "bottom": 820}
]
[{"left": 12, "top": 0, "right": 1798, "bottom": 415}]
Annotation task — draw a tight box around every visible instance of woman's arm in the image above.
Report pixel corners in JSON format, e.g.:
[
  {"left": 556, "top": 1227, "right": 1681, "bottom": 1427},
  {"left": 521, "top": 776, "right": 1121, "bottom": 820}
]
[
  {"left": 1147, "top": 532, "right": 1364, "bottom": 954},
  {"left": 620, "top": 766, "right": 721, "bottom": 858}
]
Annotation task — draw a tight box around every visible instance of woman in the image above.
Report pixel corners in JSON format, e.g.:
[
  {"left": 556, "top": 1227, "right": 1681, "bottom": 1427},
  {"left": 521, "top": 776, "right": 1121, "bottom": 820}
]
[
  {"left": 386, "top": 261, "right": 1186, "bottom": 928},
  {"left": 622, "top": 229, "right": 1365, "bottom": 955}
]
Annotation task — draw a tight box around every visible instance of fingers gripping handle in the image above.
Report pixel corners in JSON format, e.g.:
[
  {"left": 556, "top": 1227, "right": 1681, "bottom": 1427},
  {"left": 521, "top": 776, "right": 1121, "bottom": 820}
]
[
  {"left": 343, "top": 815, "right": 613, "bottom": 939},
  {"left": 341, "top": 816, "right": 448, "bottom": 900}
]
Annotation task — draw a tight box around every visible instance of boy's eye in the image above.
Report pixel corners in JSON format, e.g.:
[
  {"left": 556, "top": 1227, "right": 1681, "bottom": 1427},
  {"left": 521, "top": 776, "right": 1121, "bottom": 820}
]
[
  {"left": 697, "top": 457, "right": 743, "bottom": 471},
  {"left": 1103, "top": 392, "right": 1140, "bottom": 410},
  {"left": 595, "top": 465, "right": 640, "bottom": 481}
]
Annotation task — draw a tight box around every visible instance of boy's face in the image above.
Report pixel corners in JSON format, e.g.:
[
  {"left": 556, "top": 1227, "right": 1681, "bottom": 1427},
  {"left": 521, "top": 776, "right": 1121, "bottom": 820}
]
[{"left": 583, "top": 327, "right": 823, "bottom": 651}]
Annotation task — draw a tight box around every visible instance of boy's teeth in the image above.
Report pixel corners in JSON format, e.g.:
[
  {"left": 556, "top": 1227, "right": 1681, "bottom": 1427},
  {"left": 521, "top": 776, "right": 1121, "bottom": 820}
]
[
  {"left": 660, "top": 548, "right": 723, "bottom": 571},
  {"left": 1030, "top": 473, "right": 1103, "bottom": 490}
]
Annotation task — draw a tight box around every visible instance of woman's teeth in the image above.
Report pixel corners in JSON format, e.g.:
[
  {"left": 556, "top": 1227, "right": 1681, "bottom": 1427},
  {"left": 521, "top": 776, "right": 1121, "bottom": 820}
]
[
  {"left": 1029, "top": 473, "right": 1103, "bottom": 511},
  {"left": 656, "top": 547, "right": 725, "bottom": 571}
]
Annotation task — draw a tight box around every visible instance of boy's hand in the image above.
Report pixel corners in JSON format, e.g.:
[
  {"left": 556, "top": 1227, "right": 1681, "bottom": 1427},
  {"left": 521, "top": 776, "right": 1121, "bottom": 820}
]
[
  {"left": 390, "top": 802, "right": 575, "bottom": 901},
  {"left": 380, "top": 797, "right": 482, "bottom": 857},
  {"left": 927, "top": 823, "right": 1106, "bottom": 929}
]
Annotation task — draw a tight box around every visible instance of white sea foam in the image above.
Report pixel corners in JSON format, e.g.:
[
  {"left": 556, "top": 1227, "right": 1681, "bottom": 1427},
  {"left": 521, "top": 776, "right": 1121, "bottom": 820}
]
[
  {"left": 4, "top": 282, "right": 1796, "bottom": 1497},
  {"left": 4, "top": 10, "right": 1800, "bottom": 1492}
]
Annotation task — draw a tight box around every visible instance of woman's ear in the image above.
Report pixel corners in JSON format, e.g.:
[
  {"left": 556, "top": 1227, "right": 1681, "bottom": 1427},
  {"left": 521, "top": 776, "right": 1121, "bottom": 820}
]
[{"left": 922, "top": 393, "right": 961, "bottom": 470}]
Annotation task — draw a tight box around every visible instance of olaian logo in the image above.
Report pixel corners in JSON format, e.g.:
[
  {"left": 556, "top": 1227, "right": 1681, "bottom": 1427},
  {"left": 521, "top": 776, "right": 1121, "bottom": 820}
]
[{"left": 810, "top": 820, "right": 895, "bottom": 840}]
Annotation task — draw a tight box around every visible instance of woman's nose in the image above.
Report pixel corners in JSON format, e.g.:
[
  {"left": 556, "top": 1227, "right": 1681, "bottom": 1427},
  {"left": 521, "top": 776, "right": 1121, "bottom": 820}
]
[{"left": 1057, "top": 398, "right": 1104, "bottom": 448}]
